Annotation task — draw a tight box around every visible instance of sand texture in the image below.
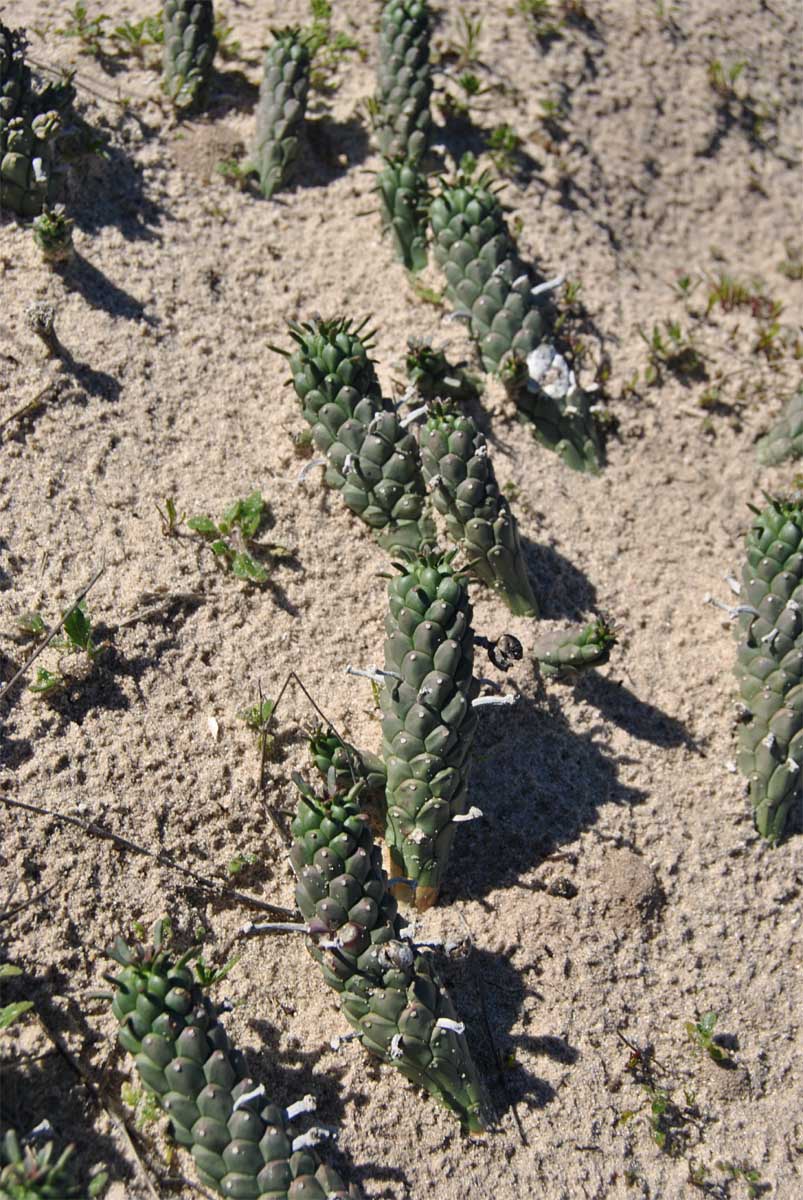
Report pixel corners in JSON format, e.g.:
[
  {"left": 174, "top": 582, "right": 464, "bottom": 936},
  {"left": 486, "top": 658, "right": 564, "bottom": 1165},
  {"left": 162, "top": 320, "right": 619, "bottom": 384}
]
[{"left": 1, "top": 1, "right": 802, "bottom": 1197}]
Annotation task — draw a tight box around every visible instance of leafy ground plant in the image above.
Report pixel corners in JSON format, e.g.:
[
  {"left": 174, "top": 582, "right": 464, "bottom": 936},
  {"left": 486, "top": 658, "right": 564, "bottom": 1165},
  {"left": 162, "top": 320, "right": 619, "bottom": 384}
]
[
  {"left": 24, "top": 601, "right": 107, "bottom": 697},
  {"left": 56, "top": 3, "right": 108, "bottom": 57},
  {"left": 685, "top": 1011, "right": 733, "bottom": 1066},
  {"left": 187, "top": 492, "right": 291, "bottom": 584}
]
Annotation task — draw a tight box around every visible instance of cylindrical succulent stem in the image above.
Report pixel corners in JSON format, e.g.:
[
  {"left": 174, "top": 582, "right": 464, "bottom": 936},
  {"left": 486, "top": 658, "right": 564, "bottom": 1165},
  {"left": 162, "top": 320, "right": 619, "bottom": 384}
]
[
  {"left": 253, "top": 28, "right": 311, "bottom": 199},
  {"left": 734, "top": 496, "right": 803, "bottom": 843},
  {"left": 374, "top": 156, "right": 429, "bottom": 272},
  {"left": 290, "top": 776, "right": 488, "bottom": 1131},
  {"left": 379, "top": 550, "right": 479, "bottom": 908},
  {"left": 756, "top": 384, "right": 803, "bottom": 467},
  {"left": 429, "top": 169, "right": 604, "bottom": 473},
  {"left": 105, "top": 920, "right": 353, "bottom": 1199},
  {"left": 162, "top": 1, "right": 218, "bottom": 113},
  {"left": 533, "top": 617, "right": 617, "bottom": 679},
  {"left": 419, "top": 403, "right": 538, "bottom": 617},
  {"left": 277, "top": 317, "right": 434, "bottom": 553},
  {"left": 375, "top": 1, "right": 433, "bottom": 162},
  {"left": 32, "top": 203, "right": 74, "bottom": 262}
]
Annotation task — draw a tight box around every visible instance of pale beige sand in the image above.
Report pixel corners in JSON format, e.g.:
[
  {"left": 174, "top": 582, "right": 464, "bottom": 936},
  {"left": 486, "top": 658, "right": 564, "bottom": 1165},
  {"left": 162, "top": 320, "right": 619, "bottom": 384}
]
[{"left": 1, "top": 2, "right": 802, "bottom": 1198}]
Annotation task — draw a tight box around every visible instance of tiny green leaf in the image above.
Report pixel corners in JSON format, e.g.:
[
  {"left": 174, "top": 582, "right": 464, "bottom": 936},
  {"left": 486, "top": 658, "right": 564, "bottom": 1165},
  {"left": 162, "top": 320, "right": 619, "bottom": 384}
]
[
  {"left": 231, "top": 552, "right": 268, "bottom": 583},
  {"left": 0, "top": 964, "right": 23, "bottom": 979},
  {"left": 0, "top": 1000, "right": 34, "bottom": 1029},
  {"left": 187, "top": 515, "right": 220, "bottom": 537}
]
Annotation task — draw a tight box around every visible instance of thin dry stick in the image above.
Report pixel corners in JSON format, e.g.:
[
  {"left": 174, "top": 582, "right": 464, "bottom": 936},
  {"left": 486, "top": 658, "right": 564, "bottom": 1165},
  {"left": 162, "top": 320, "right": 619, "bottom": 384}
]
[
  {"left": 0, "top": 563, "right": 106, "bottom": 707},
  {"left": 0, "top": 382, "right": 58, "bottom": 432},
  {"left": 0, "top": 796, "right": 295, "bottom": 919},
  {"left": 0, "top": 880, "right": 59, "bottom": 924}
]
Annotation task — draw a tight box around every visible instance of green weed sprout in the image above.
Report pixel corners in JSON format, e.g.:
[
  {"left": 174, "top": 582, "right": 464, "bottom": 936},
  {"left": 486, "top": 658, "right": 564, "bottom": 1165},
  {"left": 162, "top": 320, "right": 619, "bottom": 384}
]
[
  {"left": 685, "top": 1011, "right": 732, "bottom": 1066},
  {"left": 187, "top": 492, "right": 292, "bottom": 584},
  {"left": 28, "top": 600, "right": 106, "bottom": 697}
]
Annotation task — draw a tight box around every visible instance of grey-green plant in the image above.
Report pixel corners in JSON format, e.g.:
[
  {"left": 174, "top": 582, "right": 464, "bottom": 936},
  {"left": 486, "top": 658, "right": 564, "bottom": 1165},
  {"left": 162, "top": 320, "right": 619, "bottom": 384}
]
[
  {"left": 162, "top": 0, "right": 217, "bottom": 112},
  {"left": 730, "top": 494, "right": 803, "bottom": 843},
  {"left": 252, "top": 27, "right": 311, "bottom": 198},
  {"left": 104, "top": 919, "right": 353, "bottom": 1199},
  {"left": 288, "top": 774, "right": 487, "bottom": 1129},
  {"left": 187, "top": 492, "right": 292, "bottom": 584},
  {"left": 756, "top": 384, "right": 803, "bottom": 466},
  {"left": 419, "top": 404, "right": 539, "bottom": 617},
  {"left": 429, "top": 165, "right": 604, "bottom": 472}
]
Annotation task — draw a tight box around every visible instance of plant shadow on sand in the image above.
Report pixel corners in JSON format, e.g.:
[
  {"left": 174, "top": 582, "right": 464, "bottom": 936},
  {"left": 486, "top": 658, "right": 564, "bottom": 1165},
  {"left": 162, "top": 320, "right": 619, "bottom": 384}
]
[
  {"left": 438, "top": 944, "right": 571, "bottom": 1128},
  {"left": 0, "top": 963, "right": 130, "bottom": 1191},
  {"left": 444, "top": 689, "right": 652, "bottom": 902},
  {"left": 245, "top": 1016, "right": 411, "bottom": 1197},
  {"left": 68, "top": 115, "right": 165, "bottom": 243},
  {"left": 57, "top": 252, "right": 152, "bottom": 323}
]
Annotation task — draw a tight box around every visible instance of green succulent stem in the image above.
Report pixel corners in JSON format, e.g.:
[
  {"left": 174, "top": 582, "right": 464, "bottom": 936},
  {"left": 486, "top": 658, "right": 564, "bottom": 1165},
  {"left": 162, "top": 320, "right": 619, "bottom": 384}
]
[
  {"left": 290, "top": 776, "right": 488, "bottom": 1131},
  {"left": 105, "top": 919, "right": 353, "bottom": 1199}
]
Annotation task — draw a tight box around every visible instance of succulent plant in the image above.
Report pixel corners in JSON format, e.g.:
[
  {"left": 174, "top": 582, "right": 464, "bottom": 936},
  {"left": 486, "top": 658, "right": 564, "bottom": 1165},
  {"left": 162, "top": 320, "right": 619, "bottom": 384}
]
[
  {"left": 380, "top": 550, "right": 479, "bottom": 909},
  {"left": 375, "top": 1, "right": 433, "bottom": 162},
  {"left": 404, "top": 339, "right": 480, "bottom": 406},
  {"left": 0, "top": 1129, "right": 107, "bottom": 1199},
  {"left": 733, "top": 496, "right": 803, "bottom": 843},
  {"left": 533, "top": 617, "right": 617, "bottom": 680},
  {"left": 308, "top": 725, "right": 387, "bottom": 816},
  {"left": 0, "top": 24, "right": 61, "bottom": 217},
  {"left": 106, "top": 920, "right": 354, "bottom": 1199},
  {"left": 162, "top": 0, "right": 218, "bottom": 113},
  {"left": 253, "top": 28, "right": 311, "bottom": 199},
  {"left": 32, "top": 203, "right": 73, "bottom": 262},
  {"left": 429, "top": 169, "right": 603, "bottom": 473},
  {"left": 756, "top": 384, "right": 803, "bottom": 467},
  {"left": 290, "top": 775, "right": 487, "bottom": 1131},
  {"left": 419, "top": 404, "right": 538, "bottom": 617},
  {"left": 277, "top": 317, "right": 435, "bottom": 553},
  {"left": 374, "top": 156, "right": 429, "bottom": 272}
]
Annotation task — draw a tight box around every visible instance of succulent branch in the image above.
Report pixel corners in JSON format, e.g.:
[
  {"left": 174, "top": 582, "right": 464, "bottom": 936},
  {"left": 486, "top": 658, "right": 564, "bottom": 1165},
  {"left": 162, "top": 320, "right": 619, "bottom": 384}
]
[
  {"left": 429, "top": 168, "right": 604, "bottom": 473},
  {"left": 105, "top": 919, "right": 355, "bottom": 1199},
  {"left": 289, "top": 775, "right": 487, "bottom": 1131},
  {"left": 379, "top": 549, "right": 479, "bottom": 908},
  {"left": 374, "top": 156, "right": 430, "bottom": 272},
  {"left": 756, "top": 383, "right": 803, "bottom": 467},
  {"left": 277, "top": 316, "right": 434, "bottom": 553},
  {"left": 162, "top": 0, "right": 218, "bottom": 113},
  {"left": 374, "top": 1, "right": 433, "bottom": 162},
  {"left": 532, "top": 617, "right": 617, "bottom": 680},
  {"left": 419, "top": 403, "right": 538, "bottom": 616},
  {"left": 252, "top": 27, "right": 311, "bottom": 198},
  {"left": 732, "top": 496, "right": 803, "bottom": 842}
]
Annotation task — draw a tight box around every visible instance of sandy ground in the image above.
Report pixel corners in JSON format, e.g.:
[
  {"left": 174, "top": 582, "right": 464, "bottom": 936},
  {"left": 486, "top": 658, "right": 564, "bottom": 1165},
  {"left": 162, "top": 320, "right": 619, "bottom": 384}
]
[{"left": 1, "top": 2, "right": 802, "bottom": 1197}]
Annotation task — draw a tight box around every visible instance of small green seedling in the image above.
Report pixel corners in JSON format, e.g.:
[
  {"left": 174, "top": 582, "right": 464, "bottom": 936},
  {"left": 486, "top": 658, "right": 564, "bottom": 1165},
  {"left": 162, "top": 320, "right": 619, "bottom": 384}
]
[
  {"left": 121, "top": 1082, "right": 162, "bottom": 1131},
  {"left": 109, "top": 16, "right": 164, "bottom": 60},
  {"left": 56, "top": 3, "right": 109, "bottom": 57},
  {"left": 306, "top": 0, "right": 362, "bottom": 92},
  {"left": 451, "top": 12, "right": 483, "bottom": 69},
  {"left": 640, "top": 321, "right": 706, "bottom": 385},
  {"left": 0, "top": 964, "right": 34, "bottom": 1031},
  {"left": 226, "top": 852, "right": 257, "bottom": 877},
  {"left": 28, "top": 601, "right": 107, "bottom": 697},
  {"left": 214, "top": 12, "right": 241, "bottom": 61},
  {"left": 685, "top": 1012, "right": 733, "bottom": 1066},
  {"left": 716, "top": 1160, "right": 767, "bottom": 1198},
  {"left": 487, "top": 123, "right": 522, "bottom": 175},
  {"left": 187, "top": 492, "right": 291, "bottom": 584},
  {"left": 238, "top": 695, "right": 277, "bottom": 765},
  {"left": 155, "top": 495, "right": 185, "bottom": 536},
  {"left": 17, "top": 612, "right": 47, "bottom": 641},
  {"left": 707, "top": 59, "right": 745, "bottom": 102}
]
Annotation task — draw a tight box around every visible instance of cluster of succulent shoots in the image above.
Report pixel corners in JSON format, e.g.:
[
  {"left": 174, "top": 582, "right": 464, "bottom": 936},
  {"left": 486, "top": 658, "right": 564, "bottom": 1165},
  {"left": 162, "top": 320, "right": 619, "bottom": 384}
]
[
  {"left": 162, "top": 0, "right": 218, "bottom": 112},
  {"left": 105, "top": 920, "right": 356, "bottom": 1199},
  {"left": 756, "top": 384, "right": 803, "bottom": 467},
  {"left": 0, "top": 1128, "right": 107, "bottom": 1198},
  {"left": 0, "top": 22, "right": 69, "bottom": 218},
  {"left": 725, "top": 496, "right": 803, "bottom": 843},
  {"left": 369, "top": 5, "right": 604, "bottom": 475}
]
